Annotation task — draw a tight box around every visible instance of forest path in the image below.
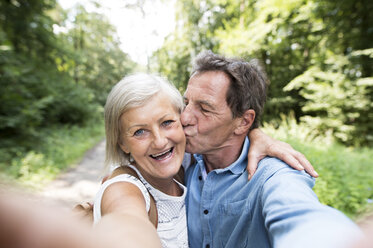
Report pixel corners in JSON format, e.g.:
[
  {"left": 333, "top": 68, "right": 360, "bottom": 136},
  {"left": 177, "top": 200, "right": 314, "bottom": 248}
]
[{"left": 40, "top": 140, "right": 105, "bottom": 209}]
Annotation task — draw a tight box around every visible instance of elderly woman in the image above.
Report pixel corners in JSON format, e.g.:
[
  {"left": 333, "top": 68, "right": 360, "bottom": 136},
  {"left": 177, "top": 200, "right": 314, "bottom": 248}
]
[{"left": 93, "top": 73, "right": 188, "bottom": 247}]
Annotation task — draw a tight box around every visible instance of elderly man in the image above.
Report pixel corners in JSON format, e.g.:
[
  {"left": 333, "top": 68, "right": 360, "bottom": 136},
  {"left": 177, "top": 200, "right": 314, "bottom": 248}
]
[{"left": 182, "top": 51, "right": 360, "bottom": 248}]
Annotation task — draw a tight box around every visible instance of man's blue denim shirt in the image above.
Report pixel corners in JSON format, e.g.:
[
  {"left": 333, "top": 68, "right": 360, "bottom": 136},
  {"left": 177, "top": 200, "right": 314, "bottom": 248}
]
[{"left": 185, "top": 137, "right": 361, "bottom": 248}]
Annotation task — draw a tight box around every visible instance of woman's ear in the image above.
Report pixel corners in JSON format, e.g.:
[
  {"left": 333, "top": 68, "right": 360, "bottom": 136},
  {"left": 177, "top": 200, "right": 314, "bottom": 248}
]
[
  {"left": 119, "top": 140, "right": 130, "bottom": 154},
  {"left": 234, "top": 109, "right": 255, "bottom": 135}
]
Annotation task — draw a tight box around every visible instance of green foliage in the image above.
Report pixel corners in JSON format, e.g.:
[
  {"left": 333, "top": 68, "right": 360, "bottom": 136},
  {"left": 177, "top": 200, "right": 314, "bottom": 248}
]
[
  {"left": 285, "top": 54, "right": 373, "bottom": 145},
  {"left": 0, "top": 0, "right": 136, "bottom": 182},
  {"left": 0, "top": 52, "right": 100, "bottom": 147},
  {"left": 60, "top": 5, "right": 137, "bottom": 105},
  {"left": 0, "top": 0, "right": 58, "bottom": 56},
  {"left": 151, "top": 33, "right": 193, "bottom": 92},
  {"left": 263, "top": 115, "right": 373, "bottom": 218}
]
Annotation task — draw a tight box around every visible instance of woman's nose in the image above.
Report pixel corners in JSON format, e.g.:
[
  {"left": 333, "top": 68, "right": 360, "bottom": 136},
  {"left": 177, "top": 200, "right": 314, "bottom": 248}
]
[{"left": 153, "top": 130, "right": 168, "bottom": 149}]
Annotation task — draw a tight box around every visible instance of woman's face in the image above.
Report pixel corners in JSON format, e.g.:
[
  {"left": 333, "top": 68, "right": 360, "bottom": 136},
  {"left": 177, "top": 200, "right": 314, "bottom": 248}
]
[{"left": 119, "top": 92, "right": 186, "bottom": 185}]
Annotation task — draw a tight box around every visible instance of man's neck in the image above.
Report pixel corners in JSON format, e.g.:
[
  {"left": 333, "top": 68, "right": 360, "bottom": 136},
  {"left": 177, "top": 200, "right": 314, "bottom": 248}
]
[{"left": 203, "top": 136, "right": 246, "bottom": 173}]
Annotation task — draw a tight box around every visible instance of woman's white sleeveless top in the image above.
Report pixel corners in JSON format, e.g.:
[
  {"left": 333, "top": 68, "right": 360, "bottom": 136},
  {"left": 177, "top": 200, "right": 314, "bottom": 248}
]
[{"left": 93, "top": 164, "right": 189, "bottom": 248}]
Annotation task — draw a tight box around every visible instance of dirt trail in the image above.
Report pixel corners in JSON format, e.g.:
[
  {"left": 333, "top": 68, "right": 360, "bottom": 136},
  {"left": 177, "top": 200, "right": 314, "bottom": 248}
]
[{"left": 40, "top": 140, "right": 105, "bottom": 209}]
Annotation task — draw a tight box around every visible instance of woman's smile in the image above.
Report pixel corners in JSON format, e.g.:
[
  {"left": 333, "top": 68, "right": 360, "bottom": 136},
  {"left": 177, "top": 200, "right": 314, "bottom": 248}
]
[{"left": 150, "top": 147, "right": 174, "bottom": 161}]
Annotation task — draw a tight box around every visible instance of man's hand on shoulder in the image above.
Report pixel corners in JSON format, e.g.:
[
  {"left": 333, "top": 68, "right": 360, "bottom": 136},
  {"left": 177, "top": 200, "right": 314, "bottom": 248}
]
[{"left": 247, "top": 128, "right": 318, "bottom": 180}]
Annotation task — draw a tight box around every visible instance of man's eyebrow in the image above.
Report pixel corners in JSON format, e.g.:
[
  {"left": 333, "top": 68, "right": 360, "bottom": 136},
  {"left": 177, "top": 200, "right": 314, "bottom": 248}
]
[{"left": 183, "top": 96, "right": 215, "bottom": 110}]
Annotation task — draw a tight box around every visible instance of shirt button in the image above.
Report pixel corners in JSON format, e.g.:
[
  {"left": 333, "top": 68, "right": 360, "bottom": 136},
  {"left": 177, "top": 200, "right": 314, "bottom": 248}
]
[
  {"left": 206, "top": 244, "right": 210, "bottom": 248},
  {"left": 198, "top": 175, "right": 202, "bottom": 180},
  {"left": 204, "top": 209, "right": 209, "bottom": 215}
]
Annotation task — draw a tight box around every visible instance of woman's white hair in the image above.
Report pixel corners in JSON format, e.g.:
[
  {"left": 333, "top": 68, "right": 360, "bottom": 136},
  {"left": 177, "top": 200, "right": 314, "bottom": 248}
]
[{"left": 104, "top": 73, "right": 184, "bottom": 170}]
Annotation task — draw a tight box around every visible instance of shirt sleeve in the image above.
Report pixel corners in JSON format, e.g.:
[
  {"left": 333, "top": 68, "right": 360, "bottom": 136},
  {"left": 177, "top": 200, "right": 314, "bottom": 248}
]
[{"left": 259, "top": 160, "right": 362, "bottom": 248}]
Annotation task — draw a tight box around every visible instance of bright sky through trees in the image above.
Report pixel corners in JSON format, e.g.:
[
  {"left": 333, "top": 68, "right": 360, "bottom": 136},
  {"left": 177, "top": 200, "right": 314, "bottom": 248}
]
[{"left": 58, "top": 0, "right": 176, "bottom": 65}]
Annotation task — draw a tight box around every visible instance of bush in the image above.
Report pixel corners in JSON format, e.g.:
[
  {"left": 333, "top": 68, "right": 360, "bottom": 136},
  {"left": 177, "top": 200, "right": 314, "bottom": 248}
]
[
  {"left": 263, "top": 115, "right": 373, "bottom": 218},
  {"left": 284, "top": 52, "right": 373, "bottom": 146},
  {"left": 44, "top": 80, "right": 101, "bottom": 125},
  {"left": 0, "top": 52, "right": 102, "bottom": 150}
]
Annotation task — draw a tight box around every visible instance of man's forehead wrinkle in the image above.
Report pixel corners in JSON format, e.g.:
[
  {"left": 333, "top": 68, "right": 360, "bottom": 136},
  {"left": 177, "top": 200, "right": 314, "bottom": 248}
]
[
  {"left": 190, "top": 89, "right": 218, "bottom": 107},
  {"left": 187, "top": 82, "right": 220, "bottom": 99},
  {"left": 185, "top": 71, "right": 231, "bottom": 111}
]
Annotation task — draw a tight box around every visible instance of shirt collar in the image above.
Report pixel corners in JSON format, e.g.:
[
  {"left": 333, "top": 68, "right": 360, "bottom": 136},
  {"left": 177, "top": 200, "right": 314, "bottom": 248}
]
[{"left": 194, "top": 137, "right": 250, "bottom": 178}]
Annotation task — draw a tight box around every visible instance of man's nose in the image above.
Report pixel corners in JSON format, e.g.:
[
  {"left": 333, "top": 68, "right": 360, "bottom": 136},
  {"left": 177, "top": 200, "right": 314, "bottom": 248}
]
[{"left": 181, "top": 104, "right": 196, "bottom": 126}]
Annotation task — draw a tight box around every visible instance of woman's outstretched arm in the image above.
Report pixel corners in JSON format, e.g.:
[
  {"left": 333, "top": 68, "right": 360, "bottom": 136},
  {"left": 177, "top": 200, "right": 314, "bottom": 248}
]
[{"left": 0, "top": 186, "right": 161, "bottom": 248}]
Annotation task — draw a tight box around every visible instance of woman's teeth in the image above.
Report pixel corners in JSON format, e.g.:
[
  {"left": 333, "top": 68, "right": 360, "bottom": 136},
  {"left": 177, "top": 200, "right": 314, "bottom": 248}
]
[{"left": 150, "top": 148, "right": 173, "bottom": 160}]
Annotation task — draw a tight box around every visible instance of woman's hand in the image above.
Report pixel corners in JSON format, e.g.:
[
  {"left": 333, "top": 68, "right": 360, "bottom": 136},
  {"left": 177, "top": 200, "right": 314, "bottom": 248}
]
[
  {"left": 247, "top": 129, "right": 318, "bottom": 180},
  {"left": 73, "top": 202, "right": 94, "bottom": 223}
]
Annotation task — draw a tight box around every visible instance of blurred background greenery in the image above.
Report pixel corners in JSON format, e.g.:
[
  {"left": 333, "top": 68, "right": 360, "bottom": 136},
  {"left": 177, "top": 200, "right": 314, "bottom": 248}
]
[
  {"left": 0, "top": 0, "right": 372, "bottom": 219},
  {"left": 0, "top": 0, "right": 137, "bottom": 187}
]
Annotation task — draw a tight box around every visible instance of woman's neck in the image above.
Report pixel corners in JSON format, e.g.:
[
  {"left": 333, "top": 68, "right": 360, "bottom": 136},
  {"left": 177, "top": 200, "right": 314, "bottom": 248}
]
[
  {"left": 150, "top": 178, "right": 182, "bottom": 196},
  {"left": 132, "top": 164, "right": 182, "bottom": 196}
]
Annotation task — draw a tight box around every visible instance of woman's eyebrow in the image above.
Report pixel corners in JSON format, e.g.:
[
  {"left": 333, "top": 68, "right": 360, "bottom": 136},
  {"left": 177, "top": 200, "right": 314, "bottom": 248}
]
[{"left": 127, "top": 124, "right": 147, "bottom": 132}]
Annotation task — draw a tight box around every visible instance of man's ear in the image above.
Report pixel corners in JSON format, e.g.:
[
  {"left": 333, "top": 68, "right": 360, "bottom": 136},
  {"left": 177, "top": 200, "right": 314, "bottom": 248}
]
[{"left": 234, "top": 109, "right": 255, "bottom": 135}]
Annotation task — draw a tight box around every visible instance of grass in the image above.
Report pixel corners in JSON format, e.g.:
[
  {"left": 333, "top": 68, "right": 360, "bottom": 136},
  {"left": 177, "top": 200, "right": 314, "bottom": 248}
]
[
  {"left": 262, "top": 115, "right": 373, "bottom": 219},
  {"left": 0, "top": 120, "right": 104, "bottom": 190}
]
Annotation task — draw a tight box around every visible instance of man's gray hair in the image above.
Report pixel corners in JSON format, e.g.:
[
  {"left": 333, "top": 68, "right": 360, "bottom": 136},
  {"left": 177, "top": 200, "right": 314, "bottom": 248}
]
[
  {"left": 104, "top": 73, "right": 184, "bottom": 170},
  {"left": 192, "top": 50, "right": 269, "bottom": 129}
]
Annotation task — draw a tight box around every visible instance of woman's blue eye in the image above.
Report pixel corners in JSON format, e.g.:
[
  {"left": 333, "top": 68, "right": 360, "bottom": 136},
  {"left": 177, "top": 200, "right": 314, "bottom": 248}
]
[
  {"left": 134, "top": 129, "right": 145, "bottom": 136},
  {"left": 162, "top": 120, "right": 174, "bottom": 126}
]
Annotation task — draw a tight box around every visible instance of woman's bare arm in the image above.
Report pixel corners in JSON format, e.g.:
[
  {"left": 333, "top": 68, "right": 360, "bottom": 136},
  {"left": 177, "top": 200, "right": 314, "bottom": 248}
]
[
  {"left": 0, "top": 184, "right": 161, "bottom": 248},
  {"left": 97, "top": 181, "right": 161, "bottom": 248}
]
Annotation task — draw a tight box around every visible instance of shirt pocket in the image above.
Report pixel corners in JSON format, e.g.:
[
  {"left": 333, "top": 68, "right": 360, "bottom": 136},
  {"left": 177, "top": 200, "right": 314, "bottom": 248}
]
[
  {"left": 217, "top": 199, "right": 251, "bottom": 247},
  {"left": 218, "top": 198, "right": 252, "bottom": 216}
]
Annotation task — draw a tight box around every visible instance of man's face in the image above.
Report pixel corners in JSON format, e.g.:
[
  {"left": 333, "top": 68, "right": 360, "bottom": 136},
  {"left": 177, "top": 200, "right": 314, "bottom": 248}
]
[{"left": 181, "top": 71, "right": 240, "bottom": 155}]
